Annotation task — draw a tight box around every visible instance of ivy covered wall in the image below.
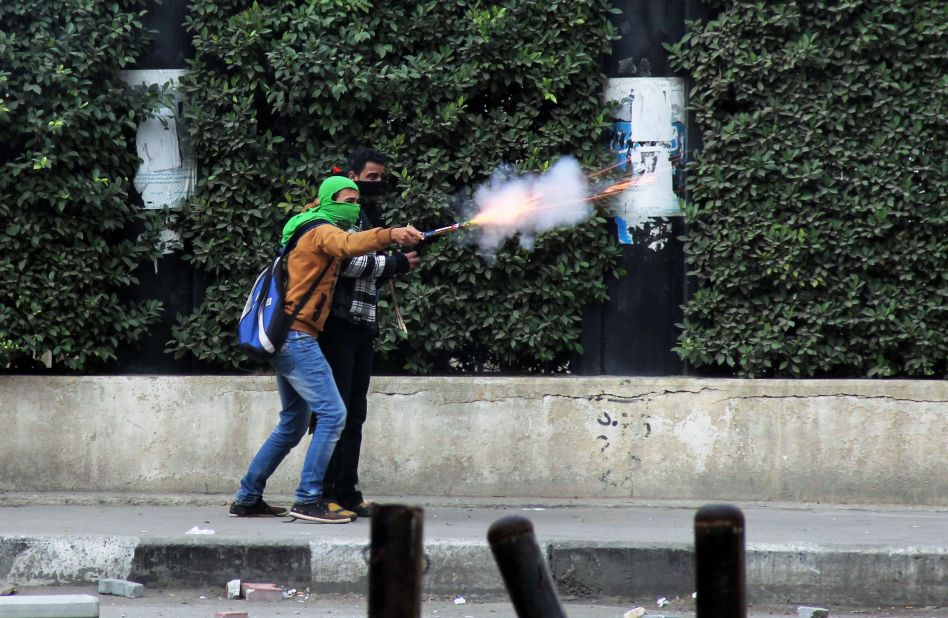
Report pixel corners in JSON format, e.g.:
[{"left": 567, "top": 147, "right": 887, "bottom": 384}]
[
  {"left": 3, "top": 0, "right": 943, "bottom": 378},
  {"left": 0, "top": 1, "right": 165, "bottom": 370},
  {"left": 670, "top": 0, "right": 946, "bottom": 377}
]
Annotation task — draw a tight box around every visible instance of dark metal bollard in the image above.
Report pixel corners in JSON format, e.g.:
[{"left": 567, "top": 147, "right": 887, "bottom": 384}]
[
  {"left": 368, "top": 504, "right": 425, "bottom": 618},
  {"left": 694, "top": 504, "right": 746, "bottom": 618},
  {"left": 487, "top": 515, "right": 567, "bottom": 618}
]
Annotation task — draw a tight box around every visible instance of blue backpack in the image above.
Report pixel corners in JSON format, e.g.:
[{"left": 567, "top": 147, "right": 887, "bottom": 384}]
[{"left": 237, "top": 220, "right": 330, "bottom": 361}]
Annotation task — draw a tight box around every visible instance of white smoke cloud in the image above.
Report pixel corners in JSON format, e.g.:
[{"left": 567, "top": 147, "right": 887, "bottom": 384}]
[{"left": 468, "top": 156, "right": 593, "bottom": 253}]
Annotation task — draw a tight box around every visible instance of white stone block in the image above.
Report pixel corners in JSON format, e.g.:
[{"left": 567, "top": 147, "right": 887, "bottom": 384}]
[{"left": 0, "top": 594, "right": 99, "bottom": 617}]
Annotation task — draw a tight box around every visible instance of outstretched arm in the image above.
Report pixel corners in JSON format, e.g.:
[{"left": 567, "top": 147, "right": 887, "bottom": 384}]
[{"left": 312, "top": 226, "right": 422, "bottom": 258}]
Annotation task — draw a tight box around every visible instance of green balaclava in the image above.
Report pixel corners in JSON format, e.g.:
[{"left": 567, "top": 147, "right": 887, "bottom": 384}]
[{"left": 281, "top": 176, "right": 361, "bottom": 245}]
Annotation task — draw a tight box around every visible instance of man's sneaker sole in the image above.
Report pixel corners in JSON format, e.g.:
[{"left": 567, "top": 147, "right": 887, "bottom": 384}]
[{"left": 288, "top": 510, "right": 352, "bottom": 524}]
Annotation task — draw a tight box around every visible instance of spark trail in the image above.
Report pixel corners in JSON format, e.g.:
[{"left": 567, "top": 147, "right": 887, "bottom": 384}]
[{"left": 421, "top": 154, "right": 674, "bottom": 246}]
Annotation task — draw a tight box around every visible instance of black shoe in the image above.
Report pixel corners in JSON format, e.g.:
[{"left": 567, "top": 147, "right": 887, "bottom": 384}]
[
  {"left": 229, "top": 499, "right": 287, "bottom": 517},
  {"left": 343, "top": 500, "right": 374, "bottom": 518},
  {"left": 288, "top": 500, "right": 353, "bottom": 523}
]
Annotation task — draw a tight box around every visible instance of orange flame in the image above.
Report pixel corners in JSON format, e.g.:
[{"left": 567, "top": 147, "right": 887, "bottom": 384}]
[{"left": 469, "top": 189, "right": 549, "bottom": 227}]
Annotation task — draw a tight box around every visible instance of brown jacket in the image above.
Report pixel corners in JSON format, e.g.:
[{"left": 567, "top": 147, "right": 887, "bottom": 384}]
[{"left": 284, "top": 225, "right": 395, "bottom": 337}]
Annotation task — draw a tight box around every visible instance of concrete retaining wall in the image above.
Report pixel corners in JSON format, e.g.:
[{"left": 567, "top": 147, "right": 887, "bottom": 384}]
[{"left": 1, "top": 376, "right": 945, "bottom": 505}]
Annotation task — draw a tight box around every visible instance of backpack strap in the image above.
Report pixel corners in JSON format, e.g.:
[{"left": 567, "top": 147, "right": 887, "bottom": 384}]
[{"left": 282, "top": 218, "right": 331, "bottom": 255}]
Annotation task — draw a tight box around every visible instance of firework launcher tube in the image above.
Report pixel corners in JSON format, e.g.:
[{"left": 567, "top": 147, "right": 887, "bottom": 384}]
[{"left": 421, "top": 221, "right": 473, "bottom": 239}]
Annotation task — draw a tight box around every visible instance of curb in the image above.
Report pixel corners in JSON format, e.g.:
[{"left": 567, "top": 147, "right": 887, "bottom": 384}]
[
  {"left": 550, "top": 543, "right": 948, "bottom": 606},
  {"left": 2, "top": 535, "right": 946, "bottom": 605}
]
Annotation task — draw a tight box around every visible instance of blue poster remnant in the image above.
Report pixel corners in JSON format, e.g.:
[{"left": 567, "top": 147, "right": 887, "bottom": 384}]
[{"left": 604, "top": 78, "right": 686, "bottom": 244}]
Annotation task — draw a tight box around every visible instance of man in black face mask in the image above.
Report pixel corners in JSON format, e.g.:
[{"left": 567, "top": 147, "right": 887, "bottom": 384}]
[{"left": 318, "top": 147, "right": 421, "bottom": 520}]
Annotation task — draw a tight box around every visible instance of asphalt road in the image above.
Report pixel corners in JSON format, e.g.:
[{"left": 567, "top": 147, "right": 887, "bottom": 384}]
[{"left": 6, "top": 587, "right": 948, "bottom": 618}]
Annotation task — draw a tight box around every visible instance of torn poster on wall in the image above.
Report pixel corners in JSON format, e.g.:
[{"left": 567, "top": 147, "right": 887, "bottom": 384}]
[
  {"left": 117, "top": 69, "right": 196, "bottom": 210},
  {"left": 604, "top": 77, "right": 686, "bottom": 245}
]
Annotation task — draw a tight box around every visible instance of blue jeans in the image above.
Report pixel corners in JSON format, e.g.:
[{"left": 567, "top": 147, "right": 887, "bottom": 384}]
[{"left": 235, "top": 330, "right": 347, "bottom": 506}]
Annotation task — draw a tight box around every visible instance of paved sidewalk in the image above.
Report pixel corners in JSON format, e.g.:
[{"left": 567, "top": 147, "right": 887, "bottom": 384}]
[{"left": 1, "top": 496, "right": 946, "bottom": 607}]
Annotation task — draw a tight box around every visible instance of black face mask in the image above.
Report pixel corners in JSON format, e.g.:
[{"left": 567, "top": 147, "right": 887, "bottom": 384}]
[{"left": 355, "top": 180, "right": 389, "bottom": 198}]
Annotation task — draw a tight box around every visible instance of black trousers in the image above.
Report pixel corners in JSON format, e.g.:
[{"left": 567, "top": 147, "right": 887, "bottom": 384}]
[{"left": 319, "top": 316, "right": 376, "bottom": 506}]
